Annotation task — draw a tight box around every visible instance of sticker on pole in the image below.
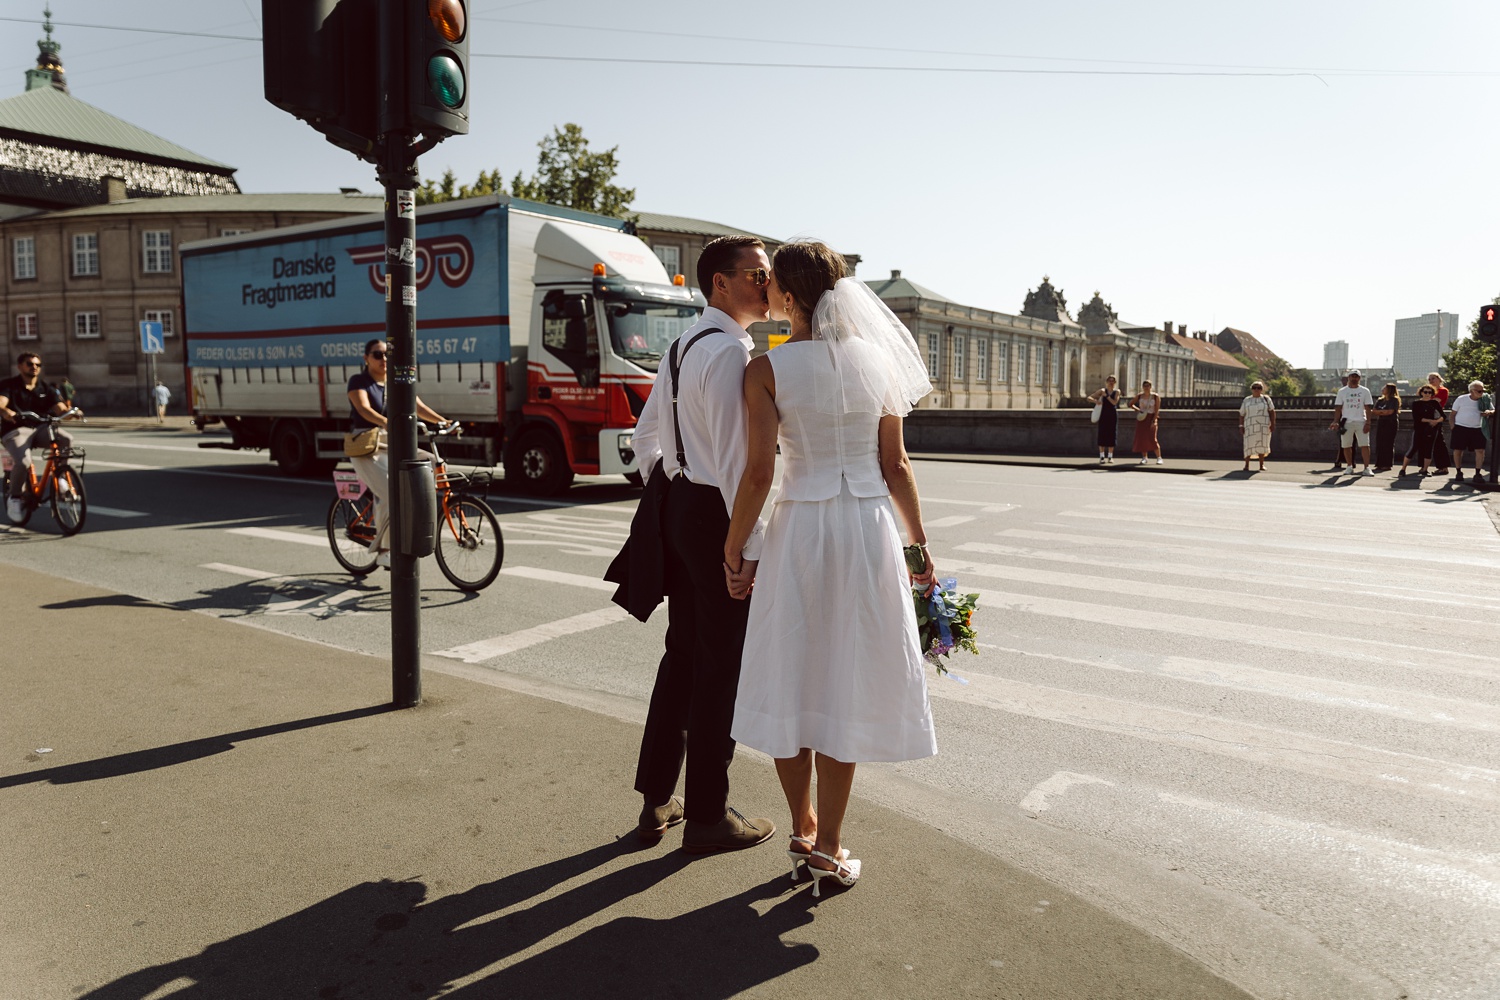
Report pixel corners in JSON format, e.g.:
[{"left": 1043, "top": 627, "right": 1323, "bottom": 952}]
[
  {"left": 139, "top": 321, "right": 165, "bottom": 355},
  {"left": 402, "top": 286, "right": 416, "bottom": 306},
  {"left": 396, "top": 190, "right": 415, "bottom": 219}
]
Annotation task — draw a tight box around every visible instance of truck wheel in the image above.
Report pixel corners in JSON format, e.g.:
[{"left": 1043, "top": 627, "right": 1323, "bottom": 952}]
[
  {"left": 271, "top": 420, "right": 330, "bottom": 478},
  {"left": 505, "top": 429, "right": 573, "bottom": 495}
]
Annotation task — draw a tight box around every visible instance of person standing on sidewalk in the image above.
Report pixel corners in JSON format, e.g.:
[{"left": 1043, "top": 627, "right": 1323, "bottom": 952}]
[
  {"left": 151, "top": 381, "right": 171, "bottom": 423},
  {"left": 1448, "top": 381, "right": 1495, "bottom": 484},
  {"left": 1428, "top": 373, "right": 1452, "bottom": 474},
  {"left": 1239, "top": 381, "right": 1275, "bottom": 472},
  {"left": 1330, "top": 370, "right": 1375, "bottom": 476},
  {"left": 1369, "top": 382, "right": 1401, "bottom": 472},
  {"left": 1129, "top": 380, "right": 1163, "bottom": 464},
  {"left": 627, "top": 235, "right": 776, "bottom": 853},
  {"left": 1399, "top": 384, "right": 1446, "bottom": 477},
  {"left": 1089, "top": 375, "right": 1121, "bottom": 463}
]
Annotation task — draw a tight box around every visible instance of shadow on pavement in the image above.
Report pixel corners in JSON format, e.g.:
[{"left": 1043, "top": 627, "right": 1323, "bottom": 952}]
[
  {"left": 0, "top": 705, "right": 391, "bottom": 788},
  {"left": 76, "top": 848, "right": 816, "bottom": 1000}
]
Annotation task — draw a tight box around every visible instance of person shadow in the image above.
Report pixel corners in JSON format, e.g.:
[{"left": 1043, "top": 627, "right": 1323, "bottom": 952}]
[{"left": 77, "top": 843, "right": 817, "bottom": 1000}]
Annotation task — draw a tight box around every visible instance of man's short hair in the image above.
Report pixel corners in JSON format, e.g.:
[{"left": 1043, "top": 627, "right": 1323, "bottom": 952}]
[
  {"left": 15, "top": 352, "right": 40, "bottom": 367},
  {"left": 1471, "top": 381, "right": 1487, "bottom": 390},
  {"left": 696, "top": 235, "right": 765, "bottom": 301}
]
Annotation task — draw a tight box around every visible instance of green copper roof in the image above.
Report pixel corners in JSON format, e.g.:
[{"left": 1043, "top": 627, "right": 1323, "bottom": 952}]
[
  {"left": 0, "top": 85, "right": 234, "bottom": 172},
  {"left": 864, "top": 273, "right": 957, "bottom": 304}
]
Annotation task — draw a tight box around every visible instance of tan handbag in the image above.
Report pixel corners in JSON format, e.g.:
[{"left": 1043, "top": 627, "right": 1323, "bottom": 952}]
[{"left": 343, "top": 426, "right": 379, "bottom": 458}]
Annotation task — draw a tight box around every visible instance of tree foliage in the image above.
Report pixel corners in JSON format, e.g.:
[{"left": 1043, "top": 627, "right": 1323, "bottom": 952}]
[
  {"left": 1234, "top": 352, "right": 1315, "bottom": 395},
  {"left": 512, "top": 124, "right": 636, "bottom": 221},
  {"left": 413, "top": 124, "right": 637, "bottom": 221},
  {"left": 1446, "top": 295, "right": 1500, "bottom": 391}
]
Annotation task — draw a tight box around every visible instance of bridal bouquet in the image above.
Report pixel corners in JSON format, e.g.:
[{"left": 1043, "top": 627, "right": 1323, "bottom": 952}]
[{"left": 905, "top": 545, "right": 980, "bottom": 676}]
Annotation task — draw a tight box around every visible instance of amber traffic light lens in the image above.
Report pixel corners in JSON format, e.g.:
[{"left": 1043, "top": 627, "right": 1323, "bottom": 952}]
[{"left": 428, "top": 0, "right": 466, "bottom": 42}]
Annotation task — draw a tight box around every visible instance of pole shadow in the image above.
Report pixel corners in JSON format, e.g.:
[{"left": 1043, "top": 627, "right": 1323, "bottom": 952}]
[
  {"left": 0, "top": 704, "right": 392, "bottom": 789},
  {"left": 74, "top": 846, "right": 816, "bottom": 1000}
]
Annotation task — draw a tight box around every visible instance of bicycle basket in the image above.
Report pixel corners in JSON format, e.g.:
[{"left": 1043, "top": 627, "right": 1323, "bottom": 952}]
[{"left": 56, "top": 446, "right": 85, "bottom": 474}]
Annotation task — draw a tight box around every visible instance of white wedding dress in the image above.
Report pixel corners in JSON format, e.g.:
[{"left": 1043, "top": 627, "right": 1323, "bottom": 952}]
[{"left": 729, "top": 337, "right": 937, "bottom": 763}]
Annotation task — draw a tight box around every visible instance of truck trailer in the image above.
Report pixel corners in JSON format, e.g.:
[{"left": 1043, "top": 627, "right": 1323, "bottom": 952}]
[{"left": 180, "top": 194, "right": 704, "bottom": 493}]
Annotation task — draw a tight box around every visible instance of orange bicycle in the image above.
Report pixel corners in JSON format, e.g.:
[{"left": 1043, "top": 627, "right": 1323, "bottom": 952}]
[
  {"left": 325, "top": 422, "right": 503, "bottom": 591},
  {"left": 2, "top": 407, "right": 86, "bottom": 535}
]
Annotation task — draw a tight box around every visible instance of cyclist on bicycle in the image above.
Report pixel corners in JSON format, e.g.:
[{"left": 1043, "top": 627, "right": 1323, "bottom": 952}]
[
  {"left": 347, "top": 338, "right": 453, "bottom": 567},
  {"left": 2, "top": 352, "right": 81, "bottom": 523}
]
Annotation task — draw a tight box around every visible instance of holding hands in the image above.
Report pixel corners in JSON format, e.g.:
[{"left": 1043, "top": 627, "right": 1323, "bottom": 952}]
[{"left": 724, "top": 548, "right": 758, "bottom": 601}]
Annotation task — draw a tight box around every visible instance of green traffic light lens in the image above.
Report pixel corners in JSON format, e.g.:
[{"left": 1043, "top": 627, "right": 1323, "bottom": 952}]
[{"left": 427, "top": 54, "right": 465, "bottom": 108}]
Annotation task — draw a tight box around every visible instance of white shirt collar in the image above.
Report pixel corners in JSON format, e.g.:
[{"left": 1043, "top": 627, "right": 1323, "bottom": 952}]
[{"left": 700, "top": 306, "right": 754, "bottom": 349}]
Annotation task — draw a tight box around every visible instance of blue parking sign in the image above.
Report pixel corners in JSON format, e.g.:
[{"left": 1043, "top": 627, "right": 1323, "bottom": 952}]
[{"left": 140, "top": 321, "right": 164, "bottom": 355}]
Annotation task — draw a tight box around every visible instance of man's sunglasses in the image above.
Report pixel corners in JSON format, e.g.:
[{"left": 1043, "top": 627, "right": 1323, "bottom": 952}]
[
  {"left": 21, "top": 360, "right": 41, "bottom": 368},
  {"left": 718, "top": 267, "right": 770, "bottom": 287}
]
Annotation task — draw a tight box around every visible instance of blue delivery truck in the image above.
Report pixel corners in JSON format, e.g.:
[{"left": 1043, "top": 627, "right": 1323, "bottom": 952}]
[{"left": 180, "top": 194, "right": 704, "bottom": 493}]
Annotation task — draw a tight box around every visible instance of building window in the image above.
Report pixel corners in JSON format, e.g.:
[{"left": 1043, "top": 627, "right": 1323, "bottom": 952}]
[
  {"left": 996, "top": 341, "right": 1008, "bottom": 382},
  {"left": 1051, "top": 346, "right": 1061, "bottom": 387},
  {"left": 72, "top": 233, "right": 99, "bottom": 276},
  {"left": 143, "top": 230, "right": 173, "bottom": 273},
  {"left": 145, "top": 309, "right": 175, "bottom": 337},
  {"left": 1033, "top": 342, "right": 1044, "bottom": 384},
  {"left": 13, "top": 237, "right": 36, "bottom": 280},
  {"left": 74, "top": 312, "right": 101, "bottom": 338},
  {"left": 220, "top": 228, "right": 251, "bottom": 237},
  {"left": 926, "top": 333, "right": 940, "bottom": 379},
  {"left": 1015, "top": 343, "right": 1026, "bottom": 385},
  {"left": 951, "top": 334, "right": 965, "bottom": 381},
  {"left": 976, "top": 338, "right": 988, "bottom": 382},
  {"left": 15, "top": 314, "right": 38, "bottom": 340},
  {"left": 652, "top": 244, "right": 681, "bottom": 277}
]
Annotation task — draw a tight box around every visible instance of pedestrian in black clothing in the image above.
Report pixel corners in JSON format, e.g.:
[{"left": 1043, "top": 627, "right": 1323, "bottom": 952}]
[
  {"left": 1370, "top": 383, "right": 1401, "bottom": 471},
  {"left": 1399, "top": 385, "right": 1446, "bottom": 477}
]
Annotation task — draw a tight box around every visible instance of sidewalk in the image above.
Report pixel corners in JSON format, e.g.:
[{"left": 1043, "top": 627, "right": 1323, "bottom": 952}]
[{"left": 0, "top": 565, "right": 1254, "bottom": 999}]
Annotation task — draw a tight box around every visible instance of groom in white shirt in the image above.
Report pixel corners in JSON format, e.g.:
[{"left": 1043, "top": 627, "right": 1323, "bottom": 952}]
[{"left": 629, "top": 235, "right": 775, "bottom": 852}]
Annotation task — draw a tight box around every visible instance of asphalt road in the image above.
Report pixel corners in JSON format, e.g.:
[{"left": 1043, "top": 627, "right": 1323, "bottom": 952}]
[{"left": 4, "top": 425, "right": 1497, "bottom": 1000}]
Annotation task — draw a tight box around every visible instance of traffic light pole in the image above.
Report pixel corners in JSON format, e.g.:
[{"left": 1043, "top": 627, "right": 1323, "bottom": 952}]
[{"left": 379, "top": 136, "right": 422, "bottom": 708}]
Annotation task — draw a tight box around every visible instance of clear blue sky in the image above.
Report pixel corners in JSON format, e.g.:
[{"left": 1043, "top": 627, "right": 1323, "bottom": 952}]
[{"left": 8, "top": 0, "right": 1499, "bottom": 371}]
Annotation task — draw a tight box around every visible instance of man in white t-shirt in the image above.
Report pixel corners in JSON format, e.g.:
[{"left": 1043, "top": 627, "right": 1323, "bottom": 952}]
[
  {"left": 1448, "top": 380, "right": 1496, "bottom": 482},
  {"left": 1329, "top": 370, "right": 1375, "bottom": 476}
]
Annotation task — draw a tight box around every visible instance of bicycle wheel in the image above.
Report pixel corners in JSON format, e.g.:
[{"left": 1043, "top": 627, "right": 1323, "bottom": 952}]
[
  {"left": 327, "top": 495, "right": 378, "bottom": 575},
  {"left": 50, "top": 465, "right": 86, "bottom": 536},
  {"left": 435, "top": 493, "right": 503, "bottom": 591}
]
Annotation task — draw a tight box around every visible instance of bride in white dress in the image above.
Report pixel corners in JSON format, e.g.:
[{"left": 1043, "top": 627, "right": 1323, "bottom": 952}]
[{"left": 723, "top": 240, "right": 937, "bottom": 897}]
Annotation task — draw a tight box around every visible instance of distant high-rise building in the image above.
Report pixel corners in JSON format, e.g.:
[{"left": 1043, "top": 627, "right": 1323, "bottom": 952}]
[
  {"left": 1323, "top": 340, "right": 1349, "bottom": 369},
  {"left": 1392, "top": 313, "right": 1459, "bottom": 380}
]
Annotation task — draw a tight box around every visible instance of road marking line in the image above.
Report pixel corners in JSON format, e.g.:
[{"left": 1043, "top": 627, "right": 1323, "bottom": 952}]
[
  {"left": 499, "top": 566, "right": 616, "bottom": 591},
  {"left": 969, "top": 586, "right": 1499, "bottom": 677},
  {"left": 933, "top": 671, "right": 1500, "bottom": 803},
  {"left": 503, "top": 539, "right": 619, "bottom": 557},
  {"left": 927, "top": 515, "right": 977, "bottom": 529},
  {"left": 87, "top": 505, "right": 148, "bottom": 518},
  {"left": 1019, "top": 771, "right": 1114, "bottom": 814},
  {"left": 1059, "top": 506, "right": 1500, "bottom": 552},
  {"left": 431, "top": 606, "right": 630, "bottom": 664},
  {"left": 69, "top": 439, "right": 251, "bottom": 456},
  {"left": 200, "top": 562, "right": 281, "bottom": 580},
  {"left": 267, "top": 587, "right": 366, "bottom": 616},
  {"left": 498, "top": 521, "right": 629, "bottom": 541},
  {"left": 976, "top": 642, "right": 1500, "bottom": 733},
  {"left": 922, "top": 496, "right": 1018, "bottom": 514},
  {"left": 226, "top": 526, "right": 327, "bottom": 547},
  {"left": 85, "top": 460, "right": 158, "bottom": 470}
]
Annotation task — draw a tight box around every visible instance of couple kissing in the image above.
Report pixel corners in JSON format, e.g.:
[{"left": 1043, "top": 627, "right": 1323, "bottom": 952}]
[{"left": 606, "top": 235, "right": 937, "bottom": 897}]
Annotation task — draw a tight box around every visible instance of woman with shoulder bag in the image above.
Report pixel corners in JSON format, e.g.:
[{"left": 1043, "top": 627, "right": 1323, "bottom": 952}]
[
  {"left": 346, "top": 339, "right": 452, "bottom": 568},
  {"left": 1129, "top": 379, "right": 1163, "bottom": 465},
  {"left": 1088, "top": 375, "right": 1121, "bottom": 463}
]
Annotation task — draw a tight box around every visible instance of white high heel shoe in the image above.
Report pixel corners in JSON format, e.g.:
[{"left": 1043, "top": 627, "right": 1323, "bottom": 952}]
[
  {"left": 808, "top": 849, "right": 861, "bottom": 898},
  {"left": 787, "top": 836, "right": 848, "bottom": 881}
]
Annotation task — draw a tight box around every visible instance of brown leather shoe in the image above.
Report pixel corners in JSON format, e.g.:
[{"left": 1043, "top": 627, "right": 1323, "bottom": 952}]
[
  {"left": 681, "top": 807, "right": 776, "bottom": 854},
  {"left": 636, "top": 795, "right": 685, "bottom": 842}
]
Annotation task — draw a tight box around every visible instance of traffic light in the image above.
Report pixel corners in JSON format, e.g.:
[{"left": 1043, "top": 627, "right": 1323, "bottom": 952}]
[
  {"left": 262, "top": 0, "right": 378, "bottom": 158},
  {"left": 1479, "top": 304, "right": 1500, "bottom": 346},
  {"left": 405, "top": 0, "right": 469, "bottom": 140}
]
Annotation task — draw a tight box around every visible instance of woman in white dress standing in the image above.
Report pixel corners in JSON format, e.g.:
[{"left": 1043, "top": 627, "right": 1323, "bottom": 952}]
[{"left": 724, "top": 241, "right": 937, "bottom": 897}]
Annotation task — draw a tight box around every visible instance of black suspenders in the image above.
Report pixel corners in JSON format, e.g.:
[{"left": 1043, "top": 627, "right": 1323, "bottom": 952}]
[{"left": 668, "top": 328, "right": 720, "bottom": 475}]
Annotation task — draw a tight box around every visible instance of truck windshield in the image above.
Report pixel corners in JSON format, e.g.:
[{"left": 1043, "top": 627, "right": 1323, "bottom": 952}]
[{"left": 604, "top": 300, "right": 700, "bottom": 372}]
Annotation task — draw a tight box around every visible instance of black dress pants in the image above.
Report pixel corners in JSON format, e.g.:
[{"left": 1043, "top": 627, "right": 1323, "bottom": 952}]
[
  {"left": 1374, "top": 417, "right": 1398, "bottom": 469},
  {"left": 634, "top": 476, "right": 751, "bottom": 824}
]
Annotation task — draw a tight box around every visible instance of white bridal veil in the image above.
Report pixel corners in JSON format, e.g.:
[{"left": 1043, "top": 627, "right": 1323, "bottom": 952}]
[{"left": 811, "top": 277, "right": 933, "bottom": 417}]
